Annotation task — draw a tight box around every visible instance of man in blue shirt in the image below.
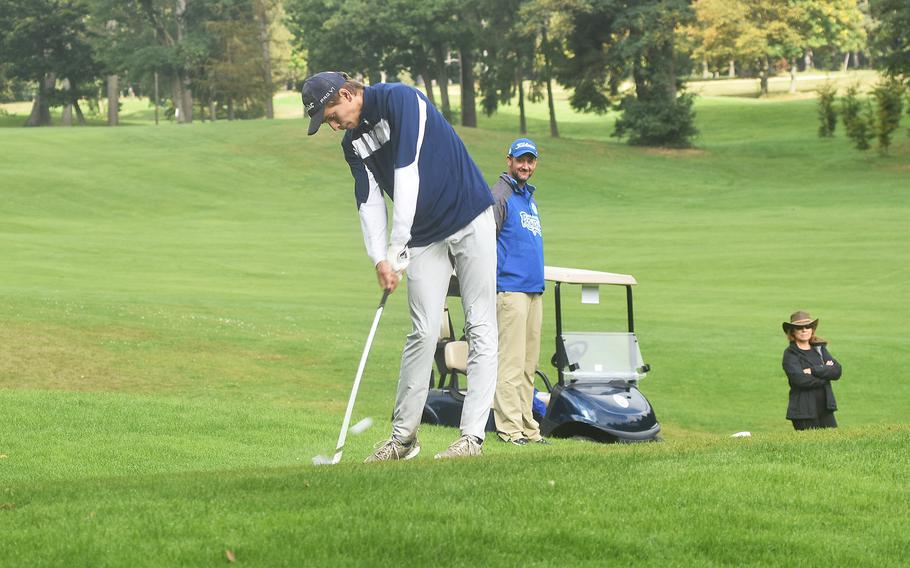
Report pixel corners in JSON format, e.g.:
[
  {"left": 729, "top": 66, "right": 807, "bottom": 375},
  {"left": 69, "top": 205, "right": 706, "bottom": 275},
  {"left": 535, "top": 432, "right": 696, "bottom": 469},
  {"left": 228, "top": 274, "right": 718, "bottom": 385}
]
[
  {"left": 491, "top": 138, "right": 547, "bottom": 445},
  {"left": 302, "top": 71, "right": 498, "bottom": 461}
]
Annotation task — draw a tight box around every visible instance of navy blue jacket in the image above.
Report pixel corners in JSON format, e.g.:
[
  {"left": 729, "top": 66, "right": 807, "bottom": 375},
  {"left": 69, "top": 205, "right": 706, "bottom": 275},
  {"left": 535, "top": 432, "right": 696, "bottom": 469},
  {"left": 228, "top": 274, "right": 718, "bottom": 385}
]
[
  {"left": 491, "top": 174, "right": 544, "bottom": 293},
  {"left": 341, "top": 83, "right": 493, "bottom": 264}
]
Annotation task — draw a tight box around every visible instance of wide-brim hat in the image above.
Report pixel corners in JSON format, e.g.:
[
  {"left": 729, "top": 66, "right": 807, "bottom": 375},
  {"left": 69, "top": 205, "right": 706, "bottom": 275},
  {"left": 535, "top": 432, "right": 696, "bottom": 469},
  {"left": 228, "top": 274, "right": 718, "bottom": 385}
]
[{"left": 782, "top": 310, "right": 819, "bottom": 333}]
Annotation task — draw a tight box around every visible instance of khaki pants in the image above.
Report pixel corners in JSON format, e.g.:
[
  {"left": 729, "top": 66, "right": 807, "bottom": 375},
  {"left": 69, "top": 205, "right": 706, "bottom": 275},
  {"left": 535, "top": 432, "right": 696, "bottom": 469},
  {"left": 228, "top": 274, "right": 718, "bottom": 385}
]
[{"left": 493, "top": 291, "right": 543, "bottom": 442}]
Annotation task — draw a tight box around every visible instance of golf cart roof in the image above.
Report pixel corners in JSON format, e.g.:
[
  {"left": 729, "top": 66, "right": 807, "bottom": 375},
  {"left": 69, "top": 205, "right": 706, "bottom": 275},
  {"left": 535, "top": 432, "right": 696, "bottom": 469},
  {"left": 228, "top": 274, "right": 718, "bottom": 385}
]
[{"left": 544, "top": 266, "right": 637, "bottom": 286}]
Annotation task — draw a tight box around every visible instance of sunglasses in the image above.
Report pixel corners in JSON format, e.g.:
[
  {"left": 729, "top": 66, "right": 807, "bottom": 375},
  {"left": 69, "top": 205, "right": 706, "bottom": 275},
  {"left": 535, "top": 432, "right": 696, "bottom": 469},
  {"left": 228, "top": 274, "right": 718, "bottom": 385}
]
[{"left": 791, "top": 324, "right": 815, "bottom": 330}]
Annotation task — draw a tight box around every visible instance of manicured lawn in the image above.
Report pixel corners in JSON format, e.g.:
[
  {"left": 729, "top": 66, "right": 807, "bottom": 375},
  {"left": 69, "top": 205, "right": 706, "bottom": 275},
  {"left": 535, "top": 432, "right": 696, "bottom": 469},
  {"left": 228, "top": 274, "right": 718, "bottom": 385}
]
[{"left": 1, "top": 82, "right": 908, "bottom": 565}]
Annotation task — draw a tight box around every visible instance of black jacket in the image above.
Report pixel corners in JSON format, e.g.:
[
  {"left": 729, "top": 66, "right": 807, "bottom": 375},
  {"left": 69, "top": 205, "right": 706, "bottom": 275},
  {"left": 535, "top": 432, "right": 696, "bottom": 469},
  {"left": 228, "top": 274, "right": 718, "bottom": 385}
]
[{"left": 782, "top": 341, "right": 842, "bottom": 420}]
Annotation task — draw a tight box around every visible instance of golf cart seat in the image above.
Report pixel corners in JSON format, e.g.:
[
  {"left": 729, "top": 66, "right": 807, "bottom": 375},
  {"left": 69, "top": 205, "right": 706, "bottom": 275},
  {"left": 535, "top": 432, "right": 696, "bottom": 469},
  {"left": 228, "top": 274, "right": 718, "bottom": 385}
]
[
  {"left": 561, "top": 332, "right": 648, "bottom": 383},
  {"left": 444, "top": 340, "right": 468, "bottom": 375}
]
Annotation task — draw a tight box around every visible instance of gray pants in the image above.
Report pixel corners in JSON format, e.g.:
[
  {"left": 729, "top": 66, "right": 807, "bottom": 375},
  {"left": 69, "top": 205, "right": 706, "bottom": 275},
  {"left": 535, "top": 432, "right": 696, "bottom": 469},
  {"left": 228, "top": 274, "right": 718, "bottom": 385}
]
[{"left": 391, "top": 208, "right": 498, "bottom": 442}]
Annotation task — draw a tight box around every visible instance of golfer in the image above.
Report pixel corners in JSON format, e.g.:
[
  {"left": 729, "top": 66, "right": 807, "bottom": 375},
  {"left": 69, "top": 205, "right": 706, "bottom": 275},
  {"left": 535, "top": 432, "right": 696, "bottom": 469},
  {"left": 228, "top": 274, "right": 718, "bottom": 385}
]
[
  {"left": 781, "top": 311, "right": 842, "bottom": 430},
  {"left": 491, "top": 138, "right": 548, "bottom": 445},
  {"left": 301, "top": 71, "right": 497, "bottom": 461}
]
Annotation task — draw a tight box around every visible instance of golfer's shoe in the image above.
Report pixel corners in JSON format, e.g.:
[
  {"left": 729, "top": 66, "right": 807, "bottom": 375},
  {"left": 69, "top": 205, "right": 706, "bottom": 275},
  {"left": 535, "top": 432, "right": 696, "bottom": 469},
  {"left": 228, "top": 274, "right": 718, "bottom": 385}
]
[
  {"left": 434, "top": 435, "right": 483, "bottom": 459},
  {"left": 363, "top": 437, "right": 420, "bottom": 463}
]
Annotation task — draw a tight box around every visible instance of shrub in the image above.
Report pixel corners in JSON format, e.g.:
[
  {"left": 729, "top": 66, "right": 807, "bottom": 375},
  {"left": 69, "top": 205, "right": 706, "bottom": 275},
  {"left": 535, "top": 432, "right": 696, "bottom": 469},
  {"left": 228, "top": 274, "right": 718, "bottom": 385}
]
[
  {"left": 612, "top": 92, "right": 698, "bottom": 148},
  {"left": 841, "top": 85, "right": 874, "bottom": 151},
  {"left": 871, "top": 79, "right": 905, "bottom": 155},
  {"left": 816, "top": 82, "right": 838, "bottom": 137}
]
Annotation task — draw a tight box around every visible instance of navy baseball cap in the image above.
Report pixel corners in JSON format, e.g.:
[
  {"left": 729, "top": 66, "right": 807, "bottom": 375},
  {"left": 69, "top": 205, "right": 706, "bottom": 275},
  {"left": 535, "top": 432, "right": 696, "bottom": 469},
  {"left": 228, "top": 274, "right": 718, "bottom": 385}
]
[
  {"left": 301, "top": 71, "right": 346, "bottom": 135},
  {"left": 508, "top": 138, "right": 538, "bottom": 158}
]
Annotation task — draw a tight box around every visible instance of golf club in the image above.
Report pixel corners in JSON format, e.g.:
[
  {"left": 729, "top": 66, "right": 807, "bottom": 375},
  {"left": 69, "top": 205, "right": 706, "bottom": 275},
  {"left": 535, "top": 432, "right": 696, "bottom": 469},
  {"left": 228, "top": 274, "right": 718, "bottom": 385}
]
[{"left": 327, "top": 289, "right": 391, "bottom": 465}]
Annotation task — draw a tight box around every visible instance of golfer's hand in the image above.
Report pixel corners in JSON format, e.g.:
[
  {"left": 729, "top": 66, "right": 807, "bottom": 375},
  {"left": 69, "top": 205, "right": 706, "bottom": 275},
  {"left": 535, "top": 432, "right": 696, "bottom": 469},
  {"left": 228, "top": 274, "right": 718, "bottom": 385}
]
[
  {"left": 825, "top": 360, "right": 834, "bottom": 366},
  {"left": 803, "top": 368, "right": 812, "bottom": 374},
  {"left": 375, "top": 260, "right": 400, "bottom": 292}
]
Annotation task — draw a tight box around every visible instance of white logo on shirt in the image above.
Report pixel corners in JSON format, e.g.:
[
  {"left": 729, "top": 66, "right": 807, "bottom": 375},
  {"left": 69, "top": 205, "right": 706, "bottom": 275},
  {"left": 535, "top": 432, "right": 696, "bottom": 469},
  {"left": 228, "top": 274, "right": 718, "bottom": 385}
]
[
  {"left": 520, "top": 211, "right": 541, "bottom": 236},
  {"left": 351, "top": 119, "right": 391, "bottom": 159}
]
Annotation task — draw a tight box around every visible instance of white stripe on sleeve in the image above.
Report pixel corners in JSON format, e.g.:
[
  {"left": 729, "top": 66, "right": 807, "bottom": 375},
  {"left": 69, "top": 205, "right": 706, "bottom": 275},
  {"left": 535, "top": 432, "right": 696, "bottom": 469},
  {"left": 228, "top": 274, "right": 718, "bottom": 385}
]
[
  {"left": 388, "top": 93, "right": 426, "bottom": 255},
  {"left": 359, "top": 168, "right": 388, "bottom": 266}
]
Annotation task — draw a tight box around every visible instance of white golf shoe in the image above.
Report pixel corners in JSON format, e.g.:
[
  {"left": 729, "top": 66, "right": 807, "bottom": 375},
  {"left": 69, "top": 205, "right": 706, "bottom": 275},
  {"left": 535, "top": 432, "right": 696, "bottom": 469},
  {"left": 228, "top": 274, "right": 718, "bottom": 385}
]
[
  {"left": 363, "top": 437, "right": 421, "bottom": 463},
  {"left": 434, "top": 435, "right": 483, "bottom": 459}
]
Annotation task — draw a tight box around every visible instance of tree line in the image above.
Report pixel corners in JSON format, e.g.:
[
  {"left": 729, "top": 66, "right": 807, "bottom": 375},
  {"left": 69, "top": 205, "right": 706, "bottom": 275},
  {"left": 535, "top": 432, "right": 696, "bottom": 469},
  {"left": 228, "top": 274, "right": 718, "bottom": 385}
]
[
  {"left": 1, "top": 1, "right": 908, "bottom": 148},
  {"left": 0, "top": 0, "right": 293, "bottom": 126}
]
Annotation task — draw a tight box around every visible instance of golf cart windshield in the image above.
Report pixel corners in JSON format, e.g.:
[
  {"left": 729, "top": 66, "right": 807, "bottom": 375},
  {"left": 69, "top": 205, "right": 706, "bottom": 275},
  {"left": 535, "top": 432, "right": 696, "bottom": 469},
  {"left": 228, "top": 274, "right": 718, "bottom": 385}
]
[{"left": 561, "top": 332, "right": 647, "bottom": 383}]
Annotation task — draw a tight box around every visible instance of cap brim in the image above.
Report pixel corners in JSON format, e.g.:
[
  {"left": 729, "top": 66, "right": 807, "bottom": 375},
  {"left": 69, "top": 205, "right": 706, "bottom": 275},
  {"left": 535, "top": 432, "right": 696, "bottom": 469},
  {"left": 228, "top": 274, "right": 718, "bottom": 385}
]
[
  {"left": 307, "top": 106, "right": 325, "bottom": 136},
  {"left": 510, "top": 150, "right": 538, "bottom": 158}
]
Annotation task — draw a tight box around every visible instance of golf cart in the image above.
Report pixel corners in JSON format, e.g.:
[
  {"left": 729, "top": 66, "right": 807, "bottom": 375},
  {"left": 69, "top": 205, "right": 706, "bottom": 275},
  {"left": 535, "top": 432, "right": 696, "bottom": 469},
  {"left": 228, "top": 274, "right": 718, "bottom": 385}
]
[
  {"left": 421, "top": 267, "right": 659, "bottom": 443},
  {"left": 540, "top": 266, "right": 660, "bottom": 442}
]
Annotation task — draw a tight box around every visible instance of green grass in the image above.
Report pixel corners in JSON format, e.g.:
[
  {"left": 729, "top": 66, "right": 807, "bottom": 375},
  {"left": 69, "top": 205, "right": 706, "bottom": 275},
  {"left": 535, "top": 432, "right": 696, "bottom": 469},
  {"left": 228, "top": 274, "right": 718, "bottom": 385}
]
[{"left": 1, "top": 82, "right": 909, "bottom": 565}]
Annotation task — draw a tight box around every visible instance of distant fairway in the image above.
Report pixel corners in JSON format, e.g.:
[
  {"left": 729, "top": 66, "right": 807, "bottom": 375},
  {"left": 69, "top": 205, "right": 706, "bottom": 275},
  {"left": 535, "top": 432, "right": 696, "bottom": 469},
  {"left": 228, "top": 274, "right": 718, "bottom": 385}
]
[{"left": 1, "top": 81, "right": 908, "bottom": 565}]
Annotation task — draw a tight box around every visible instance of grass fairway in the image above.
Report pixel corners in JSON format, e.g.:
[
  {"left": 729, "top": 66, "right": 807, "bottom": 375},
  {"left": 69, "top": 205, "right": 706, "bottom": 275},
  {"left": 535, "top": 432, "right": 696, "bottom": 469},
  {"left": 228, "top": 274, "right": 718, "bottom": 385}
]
[{"left": 1, "top": 88, "right": 909, "bottom": 566}]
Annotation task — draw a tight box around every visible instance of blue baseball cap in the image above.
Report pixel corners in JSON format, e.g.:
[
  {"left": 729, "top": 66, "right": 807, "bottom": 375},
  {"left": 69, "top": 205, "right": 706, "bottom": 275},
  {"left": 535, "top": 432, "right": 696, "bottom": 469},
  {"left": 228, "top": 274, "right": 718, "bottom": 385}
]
[
  {"left": 508, "top": 138, "right": 538, "bottom": 158},
  {"left": 301, "top": 71, "right": 346, "bottom": 135}
]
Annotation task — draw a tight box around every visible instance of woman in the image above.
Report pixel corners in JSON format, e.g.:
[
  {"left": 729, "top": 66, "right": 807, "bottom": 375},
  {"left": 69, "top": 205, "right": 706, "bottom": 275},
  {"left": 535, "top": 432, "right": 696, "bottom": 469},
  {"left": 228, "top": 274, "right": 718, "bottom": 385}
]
[{"left": 781, "top": 311, "right": 842, "bottom": 430}]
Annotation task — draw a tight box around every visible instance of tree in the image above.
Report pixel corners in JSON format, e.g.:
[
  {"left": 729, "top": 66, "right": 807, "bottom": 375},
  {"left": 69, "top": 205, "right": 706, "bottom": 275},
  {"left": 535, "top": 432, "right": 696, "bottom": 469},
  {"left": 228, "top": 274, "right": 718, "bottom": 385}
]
[
  {"left": 558, "top": 0, "right": 698, "bottom": 147},
  {"left": 687, "top": 0, "right": 749, "bottom": 78},
  {"left": 871, "top": 0, "right": 910, "bottom": 81},
  {"left": 797, "top": 0, "right": 866, "bottom": 73},
  {"left": 871, "top": 78, "right": 904, "bottom": 154},
  {"left": 735, "top": 0, "right": 805, "bottom": 96},
  {"left": 816, "top": 81, "right": 838, "bottom": 137},
  {"left": 841, "top": 84, "right": 874, "bottom": 150},
  {"left": 0, "top": 0, "right": 101, "bottom": 126}
]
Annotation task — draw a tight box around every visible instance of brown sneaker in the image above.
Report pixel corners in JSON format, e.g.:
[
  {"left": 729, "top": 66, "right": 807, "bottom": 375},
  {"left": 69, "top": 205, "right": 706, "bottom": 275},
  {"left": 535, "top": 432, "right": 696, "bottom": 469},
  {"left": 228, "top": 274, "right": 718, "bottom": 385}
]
[
  {"left": 363, "top": 437, "right": 420, "bottom": 463},
  {"left": 434, "top": 435, "right": 483, "bottom": 459}
]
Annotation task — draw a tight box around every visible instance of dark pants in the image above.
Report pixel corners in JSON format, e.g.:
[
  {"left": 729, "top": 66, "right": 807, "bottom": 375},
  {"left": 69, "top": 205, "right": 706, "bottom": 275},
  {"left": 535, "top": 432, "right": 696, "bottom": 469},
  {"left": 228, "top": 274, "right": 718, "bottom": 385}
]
[{"left": 791, "top": 412, "right": 838, "bottom": 430}]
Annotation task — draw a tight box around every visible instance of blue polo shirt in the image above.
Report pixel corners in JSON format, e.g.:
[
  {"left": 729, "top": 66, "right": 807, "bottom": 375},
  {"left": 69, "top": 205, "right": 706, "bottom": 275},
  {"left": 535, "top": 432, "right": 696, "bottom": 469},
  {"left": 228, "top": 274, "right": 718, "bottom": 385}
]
[{"left": 491, "top": 174, "right": 544, "bottom": 293}]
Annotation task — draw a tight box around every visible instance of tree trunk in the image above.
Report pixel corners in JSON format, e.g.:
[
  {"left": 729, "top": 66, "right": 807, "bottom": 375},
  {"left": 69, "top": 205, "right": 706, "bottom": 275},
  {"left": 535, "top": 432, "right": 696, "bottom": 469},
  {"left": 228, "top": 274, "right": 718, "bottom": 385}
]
[
  {"left": 74, "top": 101, "right": 86, "bottom": 125},
  {"left": 26, "top": 74, "right": 55, "bottom": 127},
  {"left": 541, "top": 27, "right": 559, "bottom": 138},
  {"left": 433, "top": 44, "right": 452, "bottom": 123},
  {"left": 804, "top": 50, "right": 813, "bottom": 70},
  {"left": 728, "top": 59, "right": 735, "bottom": 78},
  {"left": 256, "top": 0, "right": 275, "bottom": 119},
  {"left": 842, "top": 52, "right": 850, "bottom": 72},
  {"left": 209, "top": 99, "right": 217, "bottom": 121},
  {"left": 228, "top": 97, "right": 235, "bottom": 121},
  {"left": 516, "top": 67, "right": 526, "bottom": 135},
  {"left": 107, "top": 75, "right": 120, "bottom": 126},
  {"left": 789, "top": 59, "right": 797, "bottom": 94},
  {"left": 459, "top": 48, "right": 477, "bottom": 128},
  {"left": 62, "top": 104, "right": 74, "bottom": 126},
  {"left": 61, "top": 78, "right": 76, "bottom": 126},
  {"left": 702, "top": 57, "right": 710, "bottom": 79},
  {"left": 760, "top": 57, "right": 769, "bottom": 96},
  {"left": 182, "top": 79, "right": 194, "bottom": 123},
  {"left": 175, "top": 0, "right": 192, "bottom": 123},
  {"left": 172, "top": 79, "right": 186, "bottom": 122},
  {"left": 419, "top": 61, "right": 435, "bottom": 106}
]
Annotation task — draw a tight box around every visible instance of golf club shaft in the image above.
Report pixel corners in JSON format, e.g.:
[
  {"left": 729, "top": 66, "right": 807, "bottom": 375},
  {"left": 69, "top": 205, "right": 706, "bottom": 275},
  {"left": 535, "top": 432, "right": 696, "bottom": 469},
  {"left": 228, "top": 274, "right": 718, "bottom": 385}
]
[{"left": 331, "top": 289, "right": 391, "bottom": 464}]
